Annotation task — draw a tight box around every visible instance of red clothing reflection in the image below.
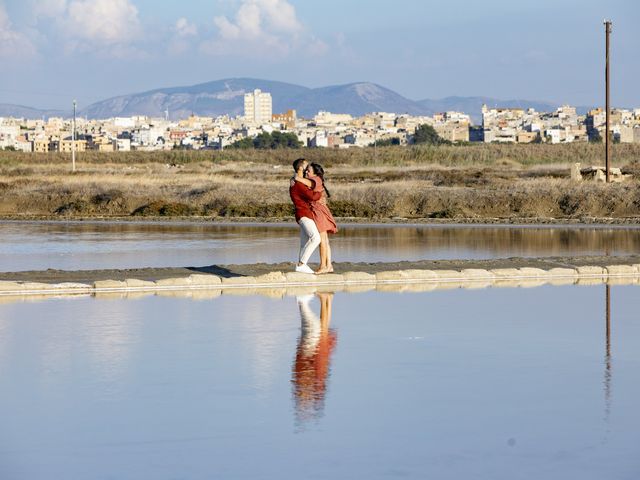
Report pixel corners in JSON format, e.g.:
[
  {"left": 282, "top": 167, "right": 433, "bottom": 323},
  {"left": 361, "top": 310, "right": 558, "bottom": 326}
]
[{"left": 292, "top": 293, "right": 337, "bottom": 424}]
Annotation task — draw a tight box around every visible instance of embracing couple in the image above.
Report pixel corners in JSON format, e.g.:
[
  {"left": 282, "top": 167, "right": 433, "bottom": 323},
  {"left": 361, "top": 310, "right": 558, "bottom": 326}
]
[{"left": 289, "top": 158, "right": 338, "bottom": 275}]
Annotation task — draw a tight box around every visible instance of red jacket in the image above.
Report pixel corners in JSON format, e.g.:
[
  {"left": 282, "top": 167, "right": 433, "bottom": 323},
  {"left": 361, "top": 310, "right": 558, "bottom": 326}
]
[{"left": 290, "top": 180, "right": 322, "bottom": 222}]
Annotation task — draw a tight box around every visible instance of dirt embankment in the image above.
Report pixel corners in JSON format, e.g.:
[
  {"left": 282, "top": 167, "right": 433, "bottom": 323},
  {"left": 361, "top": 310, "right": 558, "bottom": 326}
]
[{"left": 1, "top": 145, "right": 640, "bottom": 222}]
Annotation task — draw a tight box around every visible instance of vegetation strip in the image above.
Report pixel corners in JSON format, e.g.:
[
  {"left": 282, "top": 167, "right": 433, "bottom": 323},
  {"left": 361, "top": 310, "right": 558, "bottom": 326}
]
[
  {"left": 0, "top": 265, "right": 638, "bottom": 297},
  {"left": 2, "top": 144, "right": 640, "bottom": 221}
]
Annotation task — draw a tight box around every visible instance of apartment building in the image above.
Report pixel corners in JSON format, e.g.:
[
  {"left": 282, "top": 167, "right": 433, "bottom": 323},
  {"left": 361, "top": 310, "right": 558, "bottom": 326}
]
[
  {"left": 244, "top": 89, "right": 272, "bottom": 125},
  {"left": 59, "top": 139, "right": 87, "bottom": 153}
]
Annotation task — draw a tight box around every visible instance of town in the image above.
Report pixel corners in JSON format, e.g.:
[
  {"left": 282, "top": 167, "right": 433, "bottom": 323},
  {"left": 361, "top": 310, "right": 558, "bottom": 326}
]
[{"left": 1, "top": 89, "right": 640, "bottom": 152}]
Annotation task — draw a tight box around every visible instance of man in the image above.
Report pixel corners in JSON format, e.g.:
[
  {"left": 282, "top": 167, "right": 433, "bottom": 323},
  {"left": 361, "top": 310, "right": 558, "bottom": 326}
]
[{"left": 290, "top": 158, "right": 322, "bottom": 274}]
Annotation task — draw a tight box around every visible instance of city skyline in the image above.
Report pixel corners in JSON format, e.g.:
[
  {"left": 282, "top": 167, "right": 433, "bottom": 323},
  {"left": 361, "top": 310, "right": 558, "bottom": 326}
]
[{"left": 0, "top": 0, "right": 638, "bottom": 110}]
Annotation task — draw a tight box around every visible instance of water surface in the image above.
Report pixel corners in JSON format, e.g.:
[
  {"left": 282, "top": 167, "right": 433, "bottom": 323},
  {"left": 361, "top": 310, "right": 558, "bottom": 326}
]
[
  {"left": 0, "top": 285, "right": 638, "bottom": 479},
  {"left": 2, "top": 220, "right": 639, "bottom": 272}
]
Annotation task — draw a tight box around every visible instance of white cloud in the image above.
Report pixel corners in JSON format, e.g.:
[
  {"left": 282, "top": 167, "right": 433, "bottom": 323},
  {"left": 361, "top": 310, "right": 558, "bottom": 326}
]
[
  {"left": 306, "top": 36, "right": 328, "bottom": 57},
  {"left": 252, "top": 0, "right": 301, "bottom": 34},
  {"left": 168, "top": 17, "right": 198, "bottom": 55},
  {"left": 33, "top": 0, "right": 67, "bottom": 17},
  {"left": 66, "top": 0, "right": 140, "bottom": 45},
  {"left": 175, "top": 17, "right": 198, "bottom": 37},
  {"left": 0, "top": 3, "right": 37, "bottom": 57},
  {"left": 202, "top": 0, "right": 316, "bottom": 57}
]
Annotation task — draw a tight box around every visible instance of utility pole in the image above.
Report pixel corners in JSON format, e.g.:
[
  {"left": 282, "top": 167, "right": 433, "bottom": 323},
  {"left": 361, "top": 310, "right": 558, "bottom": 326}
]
[
  {"left": 604, "top": 20, "right": 612, "bottom": 183},
  {"left": 604, "top": 284, "right": 612, "bottom": 422},
  {"left": 374, "top": 128, "right": 377, "bottom": 162},
  {"left": 72, "top": 100, "right": 77, "bottom": 173}
]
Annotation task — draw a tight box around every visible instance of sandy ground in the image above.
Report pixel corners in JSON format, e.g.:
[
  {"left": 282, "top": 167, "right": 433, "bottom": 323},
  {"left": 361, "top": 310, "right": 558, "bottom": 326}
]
[{"left": 2, "top": 255, "right": 639, "bottom": 284}]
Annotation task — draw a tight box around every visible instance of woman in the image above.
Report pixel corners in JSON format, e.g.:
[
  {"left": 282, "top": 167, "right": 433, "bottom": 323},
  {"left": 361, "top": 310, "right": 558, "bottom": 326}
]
[
  {"left": 292, "top": 292, "right": 337, "bottom": 425},
  {"left": 294, "top": 162, "right": 337, "bottom": 274}
]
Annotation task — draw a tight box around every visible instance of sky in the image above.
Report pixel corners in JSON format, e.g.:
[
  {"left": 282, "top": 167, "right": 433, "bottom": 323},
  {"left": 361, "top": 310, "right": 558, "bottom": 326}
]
[{"left": 0, "top": 0, "right": 638, "bottom": 110}]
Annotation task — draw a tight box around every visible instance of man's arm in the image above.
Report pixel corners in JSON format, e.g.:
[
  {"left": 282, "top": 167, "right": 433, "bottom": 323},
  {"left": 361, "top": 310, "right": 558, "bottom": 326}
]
[{"left": 295, "top": 183, "right": 322, "bottom": 202}]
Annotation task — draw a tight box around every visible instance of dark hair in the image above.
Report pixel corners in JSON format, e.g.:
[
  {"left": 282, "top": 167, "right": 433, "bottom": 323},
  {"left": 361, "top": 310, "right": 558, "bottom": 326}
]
[
  {"left": 310, "top": 163, "right": 331, "bottom": 198},
  {"left": 292, "top": 158, "right": 306, "bottom": 172}
]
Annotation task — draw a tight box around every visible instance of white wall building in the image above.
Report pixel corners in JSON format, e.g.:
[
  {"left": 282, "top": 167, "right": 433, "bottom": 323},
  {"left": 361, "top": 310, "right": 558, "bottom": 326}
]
[
  {"left": 114, "top": 117, "right": 136, "bottom": 129},
  {"left": 309, "top": 130, "right": 328, "bottom": 148},
  {"left": 314, "top": 111, "right": 353, "bottom": 126},
  {"left": 244, "top": 89, "right": 272, "bottom": 125},
  {"left": 116, "top": 138, "right": 131, "bottom": 151}
]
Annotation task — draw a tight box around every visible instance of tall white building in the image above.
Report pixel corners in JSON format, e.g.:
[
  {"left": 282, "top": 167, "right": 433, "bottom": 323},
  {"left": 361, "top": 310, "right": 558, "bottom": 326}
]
[{"left": 244, "top": 89, "right": 272, "bottom": 125}]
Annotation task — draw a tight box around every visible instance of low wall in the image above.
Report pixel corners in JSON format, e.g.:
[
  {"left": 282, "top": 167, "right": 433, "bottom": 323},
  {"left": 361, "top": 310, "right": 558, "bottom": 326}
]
[{"left": 1, "top": 264, "right": 638, "bottom": 301}]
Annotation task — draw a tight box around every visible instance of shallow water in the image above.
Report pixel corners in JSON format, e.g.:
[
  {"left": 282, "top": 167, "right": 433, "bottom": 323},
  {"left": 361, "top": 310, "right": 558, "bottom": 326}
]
[
  {"left": 0, "top": 285, "right": 638, "bottom": 479},
  {"left": 1, "top": 221, "right": 640, "bottom": 272}
]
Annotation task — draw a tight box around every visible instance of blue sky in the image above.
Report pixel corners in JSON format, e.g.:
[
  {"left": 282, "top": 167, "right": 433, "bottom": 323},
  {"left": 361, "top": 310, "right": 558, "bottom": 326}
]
[{"left": 0, "top": 0, "right": 637, "bottom": 110}]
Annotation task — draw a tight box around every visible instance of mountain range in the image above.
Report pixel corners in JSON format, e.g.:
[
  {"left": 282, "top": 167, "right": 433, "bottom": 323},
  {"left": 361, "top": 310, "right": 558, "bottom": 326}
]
[{"left": 0, "top": 78, "right": 587, "bottom": 124}]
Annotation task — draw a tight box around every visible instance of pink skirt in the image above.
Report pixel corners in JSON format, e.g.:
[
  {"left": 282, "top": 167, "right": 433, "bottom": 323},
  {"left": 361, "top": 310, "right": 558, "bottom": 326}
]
[{"left": 312, "top": 202, "right": 338, "bottom": 234}]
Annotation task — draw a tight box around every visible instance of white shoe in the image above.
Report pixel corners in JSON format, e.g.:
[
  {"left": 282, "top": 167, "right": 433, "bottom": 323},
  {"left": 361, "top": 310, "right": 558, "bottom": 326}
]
[{"left": 295, "top": 263, "right": 315, "bottom": 274}]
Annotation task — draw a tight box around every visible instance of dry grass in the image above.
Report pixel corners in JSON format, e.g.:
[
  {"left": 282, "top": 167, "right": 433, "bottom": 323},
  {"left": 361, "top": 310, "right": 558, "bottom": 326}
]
[
  {"left": 1, "top": 144, "right": 639, "bottom": 220},
  {"left": 2, "top": 142, "right": 640, "bottom": 168}
]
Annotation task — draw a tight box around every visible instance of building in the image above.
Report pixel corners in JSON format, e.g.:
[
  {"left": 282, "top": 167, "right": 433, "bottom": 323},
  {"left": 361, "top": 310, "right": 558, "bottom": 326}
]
[
  {"left": 433, "top": 111, "right": 470, "bottom": 142},
  {"left": 372, "top": 112, "right": 397, "bottom": 129},
  {"left": 434, "top": 123, "right": 469, "bottom": 143},
  {"left": 59, "top": 139, "right": 87, "bottom": 153},
  {"left": 309, "top": 130, "right": 328, "bottom": 148},
  {"left": 272, "top": 109, "right": 297, "bottom": 129},
  {"left": 116, "top": 138, "right": 131, "bottom": 151},
  {"left": 482, "top": 105, "right": 525, "bottom": 143},
  {"left": 33, "top": 138, "right": 50, "bottom": 153},
  {"left": 244, "top": 89, "right": 272, "bottom": 125},
  {"left": 314, "top": 111, "right": 353, "bottom": 127}
]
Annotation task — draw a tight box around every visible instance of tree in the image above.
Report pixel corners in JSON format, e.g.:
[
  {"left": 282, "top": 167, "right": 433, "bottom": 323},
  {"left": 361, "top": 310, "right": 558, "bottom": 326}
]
[
  {"left": 270, "top": 131, "right": 303, "bottom": 148},
  {"left": 370, "top": 137, "right": 401, "bottom": 147},
  {"left": 230, "top": 131, "right": 303, "bottom": 149},
  {"left": 413, "top": 124, "right": 449, "bottom": 145},
  {"left": 253, "top": 132, "right": 273, "bottom": 149},
  {"left": 589, "top": 130, "right": 603, "bottom": 143},
  {"left": 229, "top": 137, "right": 254, "bottom": 149}
]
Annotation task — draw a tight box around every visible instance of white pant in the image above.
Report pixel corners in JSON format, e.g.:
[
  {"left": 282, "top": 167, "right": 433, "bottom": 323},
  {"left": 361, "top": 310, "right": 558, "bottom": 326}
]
[
  {"left": 298, "top": 216, "right": 321, "bottom": 265},
  {"left": 298, "top": 299, "right": 321, "bottom": 356}
]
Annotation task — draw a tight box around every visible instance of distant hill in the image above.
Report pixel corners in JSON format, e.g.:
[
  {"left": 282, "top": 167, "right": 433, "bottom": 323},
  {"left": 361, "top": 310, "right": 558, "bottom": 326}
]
[
  {"left": 79, "top": 78, "right": 430, "bottom": 120},
  {"left": 0, "top": 78, "right": 594, "bottom": 122},
  {"left": 80, "top": 78, "right": 310, "bottom": 120},
  {"left": 0, "top": 103, "right": 68, "bottom": 120},
  {"left": 291, "top": 82, "right": 428, "bottom": 117}
]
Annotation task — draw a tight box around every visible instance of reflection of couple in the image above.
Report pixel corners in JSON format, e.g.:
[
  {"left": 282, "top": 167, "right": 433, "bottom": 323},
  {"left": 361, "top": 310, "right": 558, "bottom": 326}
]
[
  {"left": 292, "top": 292, "right": 337, "bottom": 424},
  {"left": 289, "top": 158, "right": 338, "bottom": 274}
]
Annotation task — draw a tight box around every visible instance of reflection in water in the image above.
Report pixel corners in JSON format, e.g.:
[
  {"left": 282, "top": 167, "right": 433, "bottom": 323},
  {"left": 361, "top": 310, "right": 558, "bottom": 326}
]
[
  {"left": 1, "top": 287, "right": 639, "bottom": 478},
  {"left": 604, "top": 285, "right": 612, "bottom": 424},
  {"left": 292, "top": 293, "right": 337, "bottom": 426},
  {"left": 2, "top": 221, "right": 640, "bottom": 272}
]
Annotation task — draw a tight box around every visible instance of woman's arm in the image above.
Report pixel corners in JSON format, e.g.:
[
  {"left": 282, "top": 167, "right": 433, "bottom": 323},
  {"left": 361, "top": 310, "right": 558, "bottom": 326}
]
[{"left": 294, "top": 173, "right": 314, "bottom": 188}]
